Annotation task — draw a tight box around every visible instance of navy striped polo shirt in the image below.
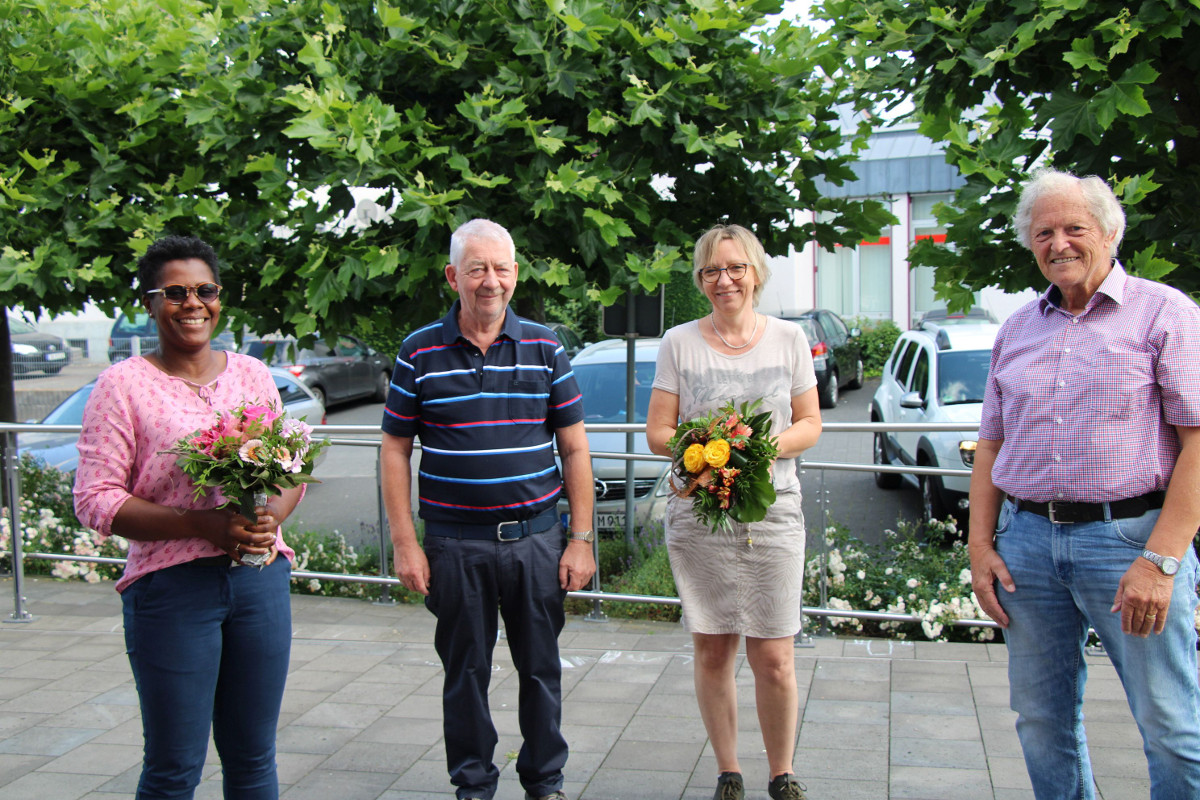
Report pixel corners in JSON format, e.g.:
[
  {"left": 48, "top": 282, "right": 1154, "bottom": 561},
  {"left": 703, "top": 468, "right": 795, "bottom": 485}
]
[{"left": 382, "top": 301, "right": 585, "bottom": 525}]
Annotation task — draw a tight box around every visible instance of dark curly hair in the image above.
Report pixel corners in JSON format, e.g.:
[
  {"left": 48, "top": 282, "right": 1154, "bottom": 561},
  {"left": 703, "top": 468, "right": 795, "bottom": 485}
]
[{"left": 136, "top": 235, "right": 221, "bottom": 295}]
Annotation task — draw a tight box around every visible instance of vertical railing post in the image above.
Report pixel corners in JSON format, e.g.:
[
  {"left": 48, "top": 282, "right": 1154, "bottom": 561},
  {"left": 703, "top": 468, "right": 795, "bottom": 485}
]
[
  {"left": 584, "top": 505, "right": 607, "bottom": 622},
  {"left": 6, "top": 431, "right": 33, "bottom": 623},
  {"left": 373, "top": 446, "right": 395, "bottom": 606}
]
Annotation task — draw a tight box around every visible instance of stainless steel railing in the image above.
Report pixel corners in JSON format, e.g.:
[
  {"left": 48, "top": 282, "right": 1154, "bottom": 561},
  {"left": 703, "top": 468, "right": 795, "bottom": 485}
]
[{"left": 2, "top": 421, "right": 997, "bottom": 632}]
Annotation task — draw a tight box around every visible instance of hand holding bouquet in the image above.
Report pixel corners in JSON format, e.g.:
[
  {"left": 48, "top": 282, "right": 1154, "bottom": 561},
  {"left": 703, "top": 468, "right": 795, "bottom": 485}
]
[
  {"left": 666, "top": 398, "right": 780, "bottom": 534},
  {"left": 163, "top": 402, "right": 329, "bottom": 565}
]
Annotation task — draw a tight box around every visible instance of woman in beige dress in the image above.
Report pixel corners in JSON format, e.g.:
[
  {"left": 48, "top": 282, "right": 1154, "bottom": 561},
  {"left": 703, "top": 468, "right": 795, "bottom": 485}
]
[{"left": 646, "top": 224, "right": 822, "bottom": 800}]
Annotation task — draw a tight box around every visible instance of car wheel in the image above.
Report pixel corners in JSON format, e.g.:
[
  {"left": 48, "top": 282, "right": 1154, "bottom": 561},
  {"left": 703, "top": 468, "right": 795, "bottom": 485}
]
[
  {"left": 847, "top": 358, "right": 864, "bottom": 389},
  {"left": 374, "top": 370, "right": 390, "bottom": 402},
  {"left": 921, "top": 470, "right": 948, "bottom": 525},
  {"left": 310, "top": 385, "right": 327, "bottom": 408},
  {"left": 874, "top": 430, "right": 901, "bottom": 489},
  {"left": 819, "top": 369, "right": 839, "bottom": 408}
]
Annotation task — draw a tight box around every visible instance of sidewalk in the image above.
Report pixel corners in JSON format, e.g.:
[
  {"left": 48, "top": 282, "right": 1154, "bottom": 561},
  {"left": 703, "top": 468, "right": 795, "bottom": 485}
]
[{"left": 0, "top": 578, "right": 1152, "bottom": 799}]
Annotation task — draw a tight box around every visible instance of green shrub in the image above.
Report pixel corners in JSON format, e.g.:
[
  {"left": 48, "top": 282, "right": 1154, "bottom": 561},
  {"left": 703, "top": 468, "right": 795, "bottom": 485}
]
[
  {"left": 602, "top": 544, "right": 681, "bottom": 622},
  {"left": 854, "top": 318, "right": 901, "bottom": 376}
]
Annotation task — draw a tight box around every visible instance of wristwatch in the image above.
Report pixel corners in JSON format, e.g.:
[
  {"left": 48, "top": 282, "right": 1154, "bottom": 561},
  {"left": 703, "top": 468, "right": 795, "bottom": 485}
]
[
  {"left": 569, "top": 530, "right": 595, "bottom": 544},
  {"left": 1141, "top": 549, "right": 1181, "bottom": 576}
]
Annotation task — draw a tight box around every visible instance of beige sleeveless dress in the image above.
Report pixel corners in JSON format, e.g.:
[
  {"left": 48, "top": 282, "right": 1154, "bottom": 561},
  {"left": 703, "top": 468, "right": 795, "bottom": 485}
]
[{"left": 652, "top": 316, "right": 817, "bottom": 638}]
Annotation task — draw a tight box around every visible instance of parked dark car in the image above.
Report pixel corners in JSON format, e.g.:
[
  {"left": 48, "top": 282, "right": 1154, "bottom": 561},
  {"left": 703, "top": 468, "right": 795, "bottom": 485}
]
[
  {"left": 777, "top": 309, "right": 863, "bottom": 408},
  {"left": 545, "top": 321, "right": 588, "bottom": 359},
  {"left": 19, "top": 368, "right": 325, "bottom": 474},
  {"left": 108, "top": 311, "right": 235, "bottom": 363},
  {"left": 240, "top": 334, "right": 391, "bottom": 408},
  {"left": 9, "top": 316, "right": 72, "bottom": 375}
]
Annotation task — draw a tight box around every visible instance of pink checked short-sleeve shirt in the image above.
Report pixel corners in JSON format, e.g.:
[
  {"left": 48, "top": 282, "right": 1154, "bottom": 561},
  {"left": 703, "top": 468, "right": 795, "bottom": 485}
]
[
  {"left": 979, "top": 262, "right": 1200, "bottom": 503},
  {"left": 74, "top": 353, "right": 297, "bottom": 592}
]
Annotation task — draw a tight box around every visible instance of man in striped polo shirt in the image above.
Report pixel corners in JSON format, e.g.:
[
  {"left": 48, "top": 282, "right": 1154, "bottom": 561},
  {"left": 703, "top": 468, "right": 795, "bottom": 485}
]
[
  {"left": 969, "top": 169, "right": 1200, "bottom": 799},
  {"left": 381, "top": 218, "right": 595, "bottom": 800}
]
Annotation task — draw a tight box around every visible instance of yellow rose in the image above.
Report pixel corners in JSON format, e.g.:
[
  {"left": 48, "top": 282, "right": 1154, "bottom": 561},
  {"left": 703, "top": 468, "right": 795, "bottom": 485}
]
[
  {"left": 703, "top": 438, "right": 731, "bottom": 468},
  {"left": 682, "top": 443, "right": 706, "bottom": 473}
]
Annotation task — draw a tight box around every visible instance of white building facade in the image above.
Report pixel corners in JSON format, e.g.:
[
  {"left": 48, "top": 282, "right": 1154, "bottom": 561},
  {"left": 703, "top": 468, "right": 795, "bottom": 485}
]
[{"left": 758, "top": 125, "right": 1034, "bottom": 326}]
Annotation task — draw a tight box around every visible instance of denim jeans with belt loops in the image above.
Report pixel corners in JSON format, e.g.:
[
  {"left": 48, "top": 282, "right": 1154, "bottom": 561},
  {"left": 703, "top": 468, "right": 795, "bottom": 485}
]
[
  {"left": 122, "top": 556, "right": 292, "bottom": 800},
  {"left": 995, "top": 500, "right": 1200, "bottom": 800}
]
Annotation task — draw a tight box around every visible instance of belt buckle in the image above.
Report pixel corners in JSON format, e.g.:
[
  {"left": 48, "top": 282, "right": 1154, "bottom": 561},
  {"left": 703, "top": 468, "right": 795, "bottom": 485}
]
[
  {"left": 1046, "top": 502, "right": 1073, "bottom": 524},
  {"left": 496, "top": 520, "right": 523, "bottom": 542}
]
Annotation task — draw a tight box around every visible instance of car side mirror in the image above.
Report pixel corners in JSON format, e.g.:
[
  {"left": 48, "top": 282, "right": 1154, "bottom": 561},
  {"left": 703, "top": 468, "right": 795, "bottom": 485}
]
[
  {"left": 850, "top": 327, "right": 862, "bottom": 339},
  {"left": 899, "top": 391, "right": 926, "bottom": 410}
]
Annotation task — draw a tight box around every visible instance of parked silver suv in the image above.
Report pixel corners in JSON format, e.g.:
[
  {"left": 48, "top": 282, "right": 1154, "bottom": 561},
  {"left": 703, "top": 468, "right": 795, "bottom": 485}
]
[
  {"left": 562, "top": 338, "right": 670, "bottom": 536},
  {"left": 870, "top": 321, "right": 999, "bottom": 529}
]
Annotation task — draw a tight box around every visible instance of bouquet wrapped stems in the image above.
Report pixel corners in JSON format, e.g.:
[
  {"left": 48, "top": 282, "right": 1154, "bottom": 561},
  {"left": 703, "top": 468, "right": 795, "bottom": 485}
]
[{"left": 238, "top": 491, "right": 271, "bottom": 569}]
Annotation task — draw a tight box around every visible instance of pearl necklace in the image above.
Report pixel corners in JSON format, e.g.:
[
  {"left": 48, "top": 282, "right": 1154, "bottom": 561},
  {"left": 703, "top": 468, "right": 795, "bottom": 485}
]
[{"left": 710, "top": 312, "right": 760, "bottom": 350}]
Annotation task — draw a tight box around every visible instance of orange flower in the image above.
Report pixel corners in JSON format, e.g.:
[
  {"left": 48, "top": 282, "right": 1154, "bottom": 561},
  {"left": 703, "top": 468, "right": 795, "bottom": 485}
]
[{"left": 683, "top": 443, "right": 706, "bottom": 473}]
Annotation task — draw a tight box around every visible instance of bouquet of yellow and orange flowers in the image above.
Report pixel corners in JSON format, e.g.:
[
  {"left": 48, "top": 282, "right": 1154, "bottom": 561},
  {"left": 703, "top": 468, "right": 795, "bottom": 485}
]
[{"left": 666, "top": 398, "right": 780, "bottom": 534}]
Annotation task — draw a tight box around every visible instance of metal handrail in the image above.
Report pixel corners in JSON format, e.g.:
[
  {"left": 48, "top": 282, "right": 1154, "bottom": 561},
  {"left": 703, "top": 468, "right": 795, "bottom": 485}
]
[{"left": 3, "top": 420, "right": 996, "bottom": 631}]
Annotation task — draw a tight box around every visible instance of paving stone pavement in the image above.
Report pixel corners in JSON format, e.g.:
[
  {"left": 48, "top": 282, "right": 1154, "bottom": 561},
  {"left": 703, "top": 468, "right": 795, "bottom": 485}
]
[{"left": 0, "top": 577, "right": 1157, "bottom": 799}]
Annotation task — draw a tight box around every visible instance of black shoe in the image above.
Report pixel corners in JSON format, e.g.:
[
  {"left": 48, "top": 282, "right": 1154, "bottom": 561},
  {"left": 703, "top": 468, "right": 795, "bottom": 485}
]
[
  {"left": 714, "top": 771, "right": 744, "bottom": 800},
  {"left": 768, "top": 773, "right": 808, "bottom": 800}
]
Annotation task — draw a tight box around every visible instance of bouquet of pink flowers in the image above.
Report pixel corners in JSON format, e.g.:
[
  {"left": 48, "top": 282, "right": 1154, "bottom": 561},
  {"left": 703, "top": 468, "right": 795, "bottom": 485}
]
[
  {"left": 164, "top": 401, "right": 329, "bottom": 523},
  {"left": 666, "top": 398, "right": 779, "bottom": 534}
]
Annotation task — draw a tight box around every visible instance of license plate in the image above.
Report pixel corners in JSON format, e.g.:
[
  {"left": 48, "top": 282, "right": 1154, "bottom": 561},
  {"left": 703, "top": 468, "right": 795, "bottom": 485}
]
[
  {"left": 596, "top": 512, "right": 625, "bottom": 531},
  {"left": 46, "top": 352, "right": 66, "bottom": 361}
]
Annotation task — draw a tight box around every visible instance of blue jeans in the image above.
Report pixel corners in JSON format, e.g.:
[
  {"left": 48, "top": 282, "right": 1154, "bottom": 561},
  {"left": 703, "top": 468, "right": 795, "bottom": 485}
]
[
  {"left": 122, "top": 557, "right": 292, "bottom": 800},
  {"left": 995, "top": 500, "right": 1200, "bottom": 800},
  {"left": 424, "top": 526, "right": 568, "bottom": 800}
]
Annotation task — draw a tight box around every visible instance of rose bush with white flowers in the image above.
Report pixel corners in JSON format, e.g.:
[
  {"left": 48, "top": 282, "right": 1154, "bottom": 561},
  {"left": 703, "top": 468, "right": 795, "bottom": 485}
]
[{"left": 803, "top": 518, "right": 998, "bottom": 643}]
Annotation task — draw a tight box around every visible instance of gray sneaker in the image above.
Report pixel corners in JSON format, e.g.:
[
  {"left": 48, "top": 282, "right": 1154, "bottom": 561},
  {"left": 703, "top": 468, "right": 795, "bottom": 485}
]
[
  {"left": 768, "top": 773, "right": 808, "bottom": 800},
  {"left": 526, "top": 793, "right": 568, "bottom": 800},
  {"left": 714, "top": 771, "right": 744, "bottom": 800}
]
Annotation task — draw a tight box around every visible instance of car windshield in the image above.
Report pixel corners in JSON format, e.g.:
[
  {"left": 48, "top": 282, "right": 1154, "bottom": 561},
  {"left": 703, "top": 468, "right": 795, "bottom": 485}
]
[
  {"left": 9, "top": 317, "right": 35, "bottom": 335},
  {"left": 574, "top": 361, "right": 657, "bottom": 423},
  {"left": 244, "top": 341, "right": 307, "bottom": 364},
  {"left": 936, "top": 350, "right": 991, "bottom": 406},
  {"left": 43, "top": 384, "right": 96, "bottom": 425}
]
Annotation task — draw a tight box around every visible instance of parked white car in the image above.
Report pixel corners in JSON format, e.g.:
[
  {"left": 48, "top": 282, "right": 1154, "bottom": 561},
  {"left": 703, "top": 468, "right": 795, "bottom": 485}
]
[{"left": 870, "top": 321, "right": 1000, "bottom": 529}]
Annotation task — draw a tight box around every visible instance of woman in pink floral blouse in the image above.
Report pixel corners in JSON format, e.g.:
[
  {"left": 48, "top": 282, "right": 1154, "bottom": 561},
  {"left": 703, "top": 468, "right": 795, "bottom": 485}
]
[{"left": 74, "top": 235, "right": 304, "bottom": 800}]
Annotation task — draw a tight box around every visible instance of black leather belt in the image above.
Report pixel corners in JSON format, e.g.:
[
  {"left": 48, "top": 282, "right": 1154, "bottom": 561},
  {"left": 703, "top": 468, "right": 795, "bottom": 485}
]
[
  {"left": 424, "top": 507, "right": 560, "bottom": 541},
  {"left": 1011, "top": 491, "right": 1165, "bottom": 524}
]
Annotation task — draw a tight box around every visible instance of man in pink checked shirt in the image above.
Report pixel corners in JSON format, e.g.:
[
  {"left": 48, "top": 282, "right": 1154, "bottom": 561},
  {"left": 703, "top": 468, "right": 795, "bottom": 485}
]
[{"left": 968, "top": 168, "right": 1200, "bottom": 800}]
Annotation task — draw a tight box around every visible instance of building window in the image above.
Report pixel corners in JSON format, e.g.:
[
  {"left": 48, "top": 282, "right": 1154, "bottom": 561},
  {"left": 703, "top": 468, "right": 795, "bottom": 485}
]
[
  {"left": 815, "top": 216, "right": 891, "bottom": 320},
  {"left": 910, "top": 193, "right": 953, "bottom": 324}
]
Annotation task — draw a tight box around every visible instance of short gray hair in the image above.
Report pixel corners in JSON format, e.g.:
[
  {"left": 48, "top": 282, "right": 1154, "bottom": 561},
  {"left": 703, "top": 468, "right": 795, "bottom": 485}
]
[
  {"left": 1013, "top": 168, "right": 1125, "bottom": 257},
  {"left": 449, "top": 219, "right": 516, "bottom": 267}
]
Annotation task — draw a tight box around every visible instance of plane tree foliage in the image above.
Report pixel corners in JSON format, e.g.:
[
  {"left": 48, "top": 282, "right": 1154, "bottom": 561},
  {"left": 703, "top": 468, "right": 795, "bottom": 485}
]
[
  {"left": 1, "top": 0, "right": 893, "bottom": 351},
  {"left": 821, "top": 0, "right": 1200, "bottom": 307}
]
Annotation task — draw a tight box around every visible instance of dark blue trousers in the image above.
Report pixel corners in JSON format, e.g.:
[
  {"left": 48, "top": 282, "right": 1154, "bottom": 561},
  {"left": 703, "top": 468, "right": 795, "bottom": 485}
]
[
  {"left": 424, "top": 527, "right": 568, "bottom": 800},
  {"left": 122, "top": 556, "right": 292, "bottom": 800}
]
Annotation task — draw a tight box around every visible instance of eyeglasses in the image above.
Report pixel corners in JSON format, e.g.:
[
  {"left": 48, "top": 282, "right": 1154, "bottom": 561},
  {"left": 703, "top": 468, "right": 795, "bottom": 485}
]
[
  {"left": 144, "top": 283, "right": 222, "bottom": 304},
  {"left": 699, "top": 264, "right": 749, "bottom": 283}
]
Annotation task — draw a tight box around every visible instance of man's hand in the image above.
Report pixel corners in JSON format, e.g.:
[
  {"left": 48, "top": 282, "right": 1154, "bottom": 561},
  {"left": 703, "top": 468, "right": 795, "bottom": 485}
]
[
  {"left": 558, "top": 540, "right": 596, "bottom": 591},
  {"left": 395, "top": 540, "right": 432, "bottom": 596},
  {"left": 969, "top": 545, "right": 1015, "bottom": 628},
  {"left": 1112, "top": 557, "right": 1174, "bottom": 637}
]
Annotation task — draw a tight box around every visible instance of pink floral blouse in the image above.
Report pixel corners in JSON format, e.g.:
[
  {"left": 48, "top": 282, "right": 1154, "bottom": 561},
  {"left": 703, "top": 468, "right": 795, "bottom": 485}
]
[{"left": 74, "top": 353, "right": 297, "bottom": 593}]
